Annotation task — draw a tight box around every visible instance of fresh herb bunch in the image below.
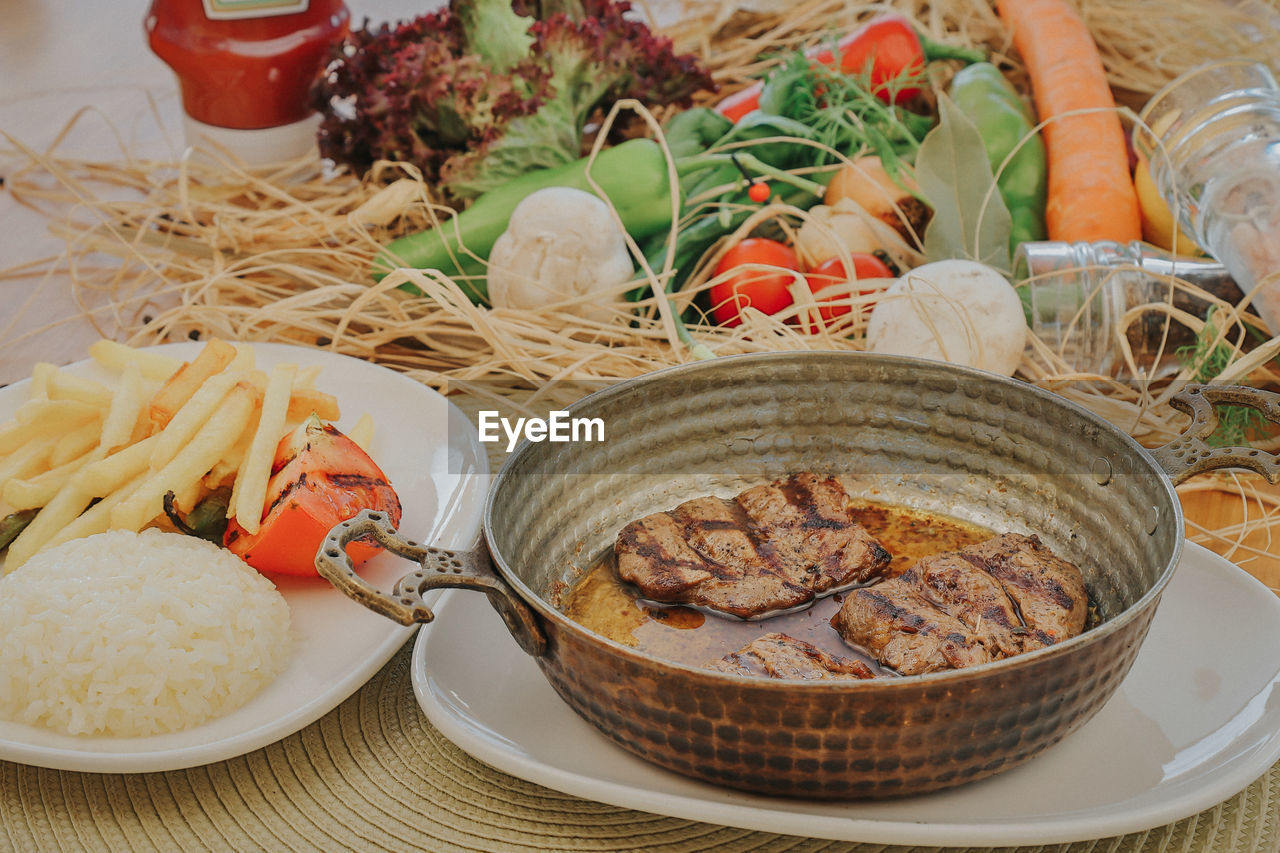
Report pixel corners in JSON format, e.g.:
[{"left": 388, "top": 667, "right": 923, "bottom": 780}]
[
  {"left": 756, "top": 52, "right": 935, "bottom": 167},
  {"left": 1177, "top": 309, "right": 1268, "bottom": 447},
  {"left": 311, "top": 0, "right": 713, "bottom": 203},
  {"left": 643, "top": 52, "right": 937, "bottom": 295}
]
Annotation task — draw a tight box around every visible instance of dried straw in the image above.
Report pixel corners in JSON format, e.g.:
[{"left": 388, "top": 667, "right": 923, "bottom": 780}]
[{"left": 2, "top": 0, "right": 1279, "bottom": 565}]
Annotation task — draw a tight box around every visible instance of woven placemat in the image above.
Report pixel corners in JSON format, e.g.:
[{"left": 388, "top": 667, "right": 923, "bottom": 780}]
[{"left": 1, "top": 639, "right": 1276, "bottom": 852}]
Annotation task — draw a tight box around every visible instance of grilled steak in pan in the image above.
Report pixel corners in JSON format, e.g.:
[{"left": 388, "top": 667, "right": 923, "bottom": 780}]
[{"left": 318, "top": 352, "right": 1280, "bottom": 799}]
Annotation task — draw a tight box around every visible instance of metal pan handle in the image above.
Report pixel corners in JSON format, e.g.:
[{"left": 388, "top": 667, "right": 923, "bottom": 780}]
[
  {"left": 1150, "top": 385, "right": 1280, "bottom": 485},
  {"left": 315, "top": 509, "right": 547, "bottom": 657}
]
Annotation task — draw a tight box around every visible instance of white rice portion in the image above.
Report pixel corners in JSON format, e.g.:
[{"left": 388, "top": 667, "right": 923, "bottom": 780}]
[{"left": 0, "top": 528, "right": 292, "bottom": 737}]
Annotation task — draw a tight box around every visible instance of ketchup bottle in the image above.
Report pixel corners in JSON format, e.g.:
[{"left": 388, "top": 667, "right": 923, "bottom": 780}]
[{"left": 145, "top": 0, "right": 350, "bottom": 163}]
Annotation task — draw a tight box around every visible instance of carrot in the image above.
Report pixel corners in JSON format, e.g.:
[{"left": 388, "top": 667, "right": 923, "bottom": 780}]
[{"left": 996, "top": 0, "right": 1141, "bottom": 244}]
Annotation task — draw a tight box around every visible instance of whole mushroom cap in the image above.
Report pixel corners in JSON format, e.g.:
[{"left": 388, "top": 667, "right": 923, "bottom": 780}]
[
  {"left": 866, "top": 259, "right": 1026, "bottom": 376},
  {"left": 487, "top": 187, "right": 633, "bottom": 323}
]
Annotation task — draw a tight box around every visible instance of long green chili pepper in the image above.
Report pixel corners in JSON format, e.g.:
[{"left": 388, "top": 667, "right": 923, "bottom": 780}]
[
  {"left": 640, "top": 180, "right": 821, "bottom": 300},
  {"left": 378, "top": 113, "right": 828, "bottom": 306},
  {"left": 949, "top": 62, "right": 1048, "bottom": 253},
  {"left": 375, "top": 138, "right": 676, "bottom": 303},
  {"left": 163, "top": 489, "right": 231, "bottom": 543}
]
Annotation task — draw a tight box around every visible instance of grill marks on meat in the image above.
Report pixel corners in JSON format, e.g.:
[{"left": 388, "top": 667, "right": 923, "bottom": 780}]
[
  {"left": 616, "top": 473, "right": 891, "bottom": 619},
  {"left": 832, "top": 533, "right": 1087, "bottom": 675},
  {"left": 737, "top": 475, "right": 887, "bottom": 593},
  {"left": 963, "top": 534, "right": 1088, "bottom": 643},
  {"left": 708, "top": 633, "right": 876, "bottom": 680},
  {"left": 915, "top": 551, "right": 1051, "bottom": 657},
  {"left": 830, "top": 570, "right": 993, "bottom": 675}
]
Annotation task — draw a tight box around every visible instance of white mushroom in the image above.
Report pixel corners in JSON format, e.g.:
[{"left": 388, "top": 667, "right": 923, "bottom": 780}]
[
  {"left": 486, "top": 186, "right": 633, "bottom": 323},
  {"left": 866, "top": 259, "right": 1026, "bottom": 376}
]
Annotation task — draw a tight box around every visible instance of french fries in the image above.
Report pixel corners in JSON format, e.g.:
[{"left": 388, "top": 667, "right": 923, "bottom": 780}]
[
  {"left": 348, "top": 413, "right": 375, "bottom": 451},
  {"left": 44, "top": 369, "right": 115, "bottom": 408},
  {"left": 111, "top": 382, "right": 259, "bottom": 533},
  {"left": 149, "top": 370, "right": 242, "bottom": 472},
  {"left": 0, "top": 338, "right": 352, "bottom": 571},
  {"left": 0, "top": 399, "right": 100, "bottom": 455},
  {"left": 231, "top": 363, "right": 296, "bottom": 535},
  {"left": 2, "top": 452, "right": 95, "bottom": 510},
  {"left": 88, "top": 339, "right": 182, "bottom": 382},
  {"left": 146, "top": 337, "right": 238, "bottom": 431},
  {"left": 51, "top": 419, "right": 105, "bottom": 468},
  {"left": 4, "top": 478, "right": 98, "bottom": 569}
]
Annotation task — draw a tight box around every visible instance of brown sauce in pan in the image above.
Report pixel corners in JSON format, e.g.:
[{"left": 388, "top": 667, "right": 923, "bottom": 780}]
[{"left": 561, "top": 501, "right": 991, "bottom": 671}]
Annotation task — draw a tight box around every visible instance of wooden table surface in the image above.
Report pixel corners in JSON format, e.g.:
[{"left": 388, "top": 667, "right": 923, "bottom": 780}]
[{"left": 1180, "top": 480, "right": 1280, "bottom": 591}]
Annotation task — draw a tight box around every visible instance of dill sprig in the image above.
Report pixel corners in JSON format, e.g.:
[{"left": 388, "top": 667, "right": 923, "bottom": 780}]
[
  {"left": 757, "top": 53, "right": 933, "bottom": 170},
  {"left": 1176, "top": 309, "right": 1266, "bottom": 447}
]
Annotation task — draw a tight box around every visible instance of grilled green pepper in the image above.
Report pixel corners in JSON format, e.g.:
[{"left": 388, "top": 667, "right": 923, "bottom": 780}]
[
  {"left": 949, "top": 62, "right": 1047, "bottom": 253},
  {"left": 0, "top": 508, "right": 37, "bottom": 552}
]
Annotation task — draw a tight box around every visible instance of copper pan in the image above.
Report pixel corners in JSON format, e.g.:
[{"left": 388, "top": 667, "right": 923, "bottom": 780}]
[{"left": 318, "top": 352, "right": 1280, "bottom": 799}]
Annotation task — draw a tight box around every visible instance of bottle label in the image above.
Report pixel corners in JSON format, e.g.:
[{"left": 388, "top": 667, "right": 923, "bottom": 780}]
[{"left": 201, "top": 0, "right": 310, "bottom": 20}]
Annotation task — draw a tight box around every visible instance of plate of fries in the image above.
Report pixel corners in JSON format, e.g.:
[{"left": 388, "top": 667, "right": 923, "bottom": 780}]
[{"left": 0, "top": 340, "right": 489, "bottom": 772}]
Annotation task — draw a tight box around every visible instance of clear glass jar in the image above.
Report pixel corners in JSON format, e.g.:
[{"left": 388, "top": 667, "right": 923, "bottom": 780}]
[
  {"left": 1016, "top": 240, "right": 1245, "bottom": 378},
  {"left": 1133, "top": 60, "right": 1280, "bottom": 335}
]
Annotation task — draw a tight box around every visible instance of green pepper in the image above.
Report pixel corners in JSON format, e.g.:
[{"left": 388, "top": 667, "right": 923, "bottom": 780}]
[
  {"left": 379, "top": 107, "right": 831, "bottom": 310},
  {"left": 375, "top": 138, "right": 677, "bottom": 303},
  {"left": 949, "top": 62, "right": 1047, "bottom": 253},
  {"left": 0, "top": 508, "right": 37, "bottom": 552}
]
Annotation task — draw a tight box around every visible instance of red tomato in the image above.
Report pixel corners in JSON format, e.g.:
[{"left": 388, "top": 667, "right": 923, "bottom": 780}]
[
  {"left": 817, "top": 16, "right": 927, "bottom": 104},
  {"left": 709, "top": 238, "right": 801, "bottom": 327},
  {"left": 801, "top": 254, "right": 895, "bottom": 332},
  {"left": 716, "top": 14, "right": 927, "bottom": 120},
  {"left": 224, "top": 416, "right": 402, "bottom": 577}
]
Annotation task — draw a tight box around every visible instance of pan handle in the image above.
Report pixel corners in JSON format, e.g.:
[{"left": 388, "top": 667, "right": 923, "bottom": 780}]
[
  {"left": 1149, "top": 385, "right": 1280, "bottom": 485},
  {"left": 315, "top": 509, "right": 547, "bottom": 657}
]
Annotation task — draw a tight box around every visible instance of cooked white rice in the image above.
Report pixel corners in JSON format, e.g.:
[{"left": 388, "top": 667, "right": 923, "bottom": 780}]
[{"left": 0, "top": 528, "right": 292, "bottom": 737}]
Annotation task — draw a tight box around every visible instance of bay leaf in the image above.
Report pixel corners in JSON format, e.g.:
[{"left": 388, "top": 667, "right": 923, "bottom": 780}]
[{"left": 916, "top": 93, "right": 1013, "bottom": 272}]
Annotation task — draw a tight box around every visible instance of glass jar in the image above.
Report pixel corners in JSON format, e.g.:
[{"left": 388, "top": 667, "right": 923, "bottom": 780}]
[
  {"left": 1133, "top": 60, "right": 1280, "bottom": 335},
  {"left": 1017, "top": 240, "right": 1246, "bottom": 378},
  {"left": 145, "top": 0, "right": 350, "bottom": 163}
]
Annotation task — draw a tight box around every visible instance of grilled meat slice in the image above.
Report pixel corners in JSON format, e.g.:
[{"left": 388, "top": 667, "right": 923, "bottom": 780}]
[
  {"left": 961, "top": 534, "right": 1088, "bottom": 643},
  {"left": 830, "top": 570, "right": 993, "bottom": 675},
  {"left": 614, "top": 511, "right": 714, "bottom": 597},
  {"left": 832, "top": 533, "right": 1088, "bottom": 674},
  {"left": 668, "top": 496, "right": 812, "bottom": 615},
  {"left": 615, "top": 472, "right": 891, "bottom": 619},
  {"left": 736, "top": 473, "right": 891, "bottom": 592},
  {"left": 707, "top": 632, "right": 876, "bottom": 680},
  {"left": 914, "top": 551, "right": 1053, "bottom": 657}
]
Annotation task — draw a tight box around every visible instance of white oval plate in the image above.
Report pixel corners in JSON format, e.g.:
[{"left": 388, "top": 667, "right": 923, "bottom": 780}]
[
  {"left": 413, "top": 543, "right": 1280, "bottom": 847},
  {"left": 0, "top": 342, "right": 488, "bottom": 772}
]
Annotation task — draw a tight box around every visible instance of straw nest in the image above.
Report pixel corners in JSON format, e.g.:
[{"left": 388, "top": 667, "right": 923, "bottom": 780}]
[{"left": 2, "top": 0, "right": 1278, "bottom": 572}]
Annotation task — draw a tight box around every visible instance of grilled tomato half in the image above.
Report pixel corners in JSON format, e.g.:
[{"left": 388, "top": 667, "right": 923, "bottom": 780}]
[{"left": 224, "top": 415, "right": 401, "bottom": 576}]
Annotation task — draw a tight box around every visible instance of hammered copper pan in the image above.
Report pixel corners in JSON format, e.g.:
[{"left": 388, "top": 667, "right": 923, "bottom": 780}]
[{"left": 317, "top": 352, "right": 1280, "bottom": 799}]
